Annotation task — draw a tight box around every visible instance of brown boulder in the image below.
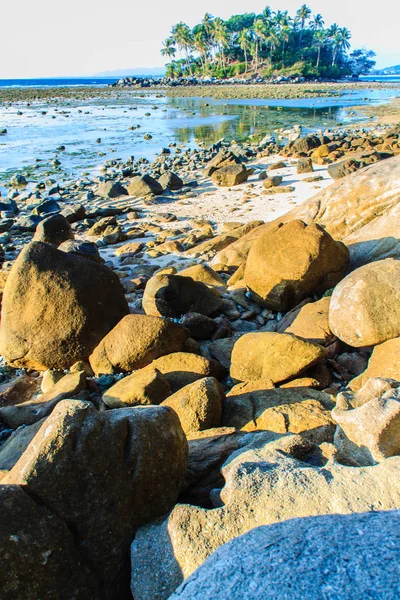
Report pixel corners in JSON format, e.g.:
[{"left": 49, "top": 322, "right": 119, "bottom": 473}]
[
  {"left": 142, "top": 273, "right": 223, "bottom": 318},
  {"left": 103, "top": 368, "right": 171, "bottom": 408},
  {"left": 33, "top": 214, "right": 74, "bottom": 246},
  {"left": 329, "top": 259, "right": 400, "bottom": 347},
  {"left": 4, "top": 400, "right": 187, "bottom": 598},
  {"left": 280, "top": 297, "right": 335, "bottom": 346},
  {"left": 0, "top": 242, "right": 129, "bottom": 370},
  {"left": 349, "top": 337, "right": 400, "bottom": 391},
  {"left": 162, "top": 377, "right": 224, "bottom": 435},
  {"left": 223, "top": 386, "right": 334, "bottom": 444},
  {"left": 230, "top": 332, "right": 327, "bottom": 384},
  {"left": 89, "top": 314, "right": 189, "bottom": 375},
  {"left": 127, "top": 174, "right": 163, "bottom": 196},
  {"left": 211, "top": 164, "right": 248, "bottom": 187},
  {"left": 142, "top": 352, "right": 224, "bottom": 392},
  {"left": 244, "top": 220, "right": 349, "bottom": 311}
]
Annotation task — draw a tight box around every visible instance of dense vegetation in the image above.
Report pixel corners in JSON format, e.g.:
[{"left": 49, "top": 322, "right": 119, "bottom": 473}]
[{"left": 161, "top": 6, "right": 376, "bottom": 80}]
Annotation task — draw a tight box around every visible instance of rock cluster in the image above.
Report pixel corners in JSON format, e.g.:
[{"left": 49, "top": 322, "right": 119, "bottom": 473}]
[{"left": 0, "top": 132, "right": 400, "bottom": 599}]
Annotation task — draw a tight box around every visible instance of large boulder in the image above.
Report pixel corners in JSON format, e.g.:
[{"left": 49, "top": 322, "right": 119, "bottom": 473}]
[
  {"left": 89, "top": 314, "right": 189, "bottom": 375},
  {"left": 244, "top": 221, "right": 349, "bottom": 311},
  {"left": 130, "top": 434, "right": 400, "bottom": 599},
  {"left": 212, "top": 156, "right": 400, "bottom": 269},
  {"left": 349, "top": 337, "right": 400, "bottom": 390},
  {"left": 127, "top": 174, "right": 163, "bottom": 197},
  {"left": 4, "top": 400, "right": 187, "bottom": 598},
  {"left": 223, "top": 386, "right": 334, "bottom": 444},
  {"left": 169, "top": 511, "right": 400, "bottom": 600},
  {"left": 141, "top": 352, "right": 224, "bottom": 392},
  {"left": 204, "top": 149, "right": 241, "bottom": 177},
  {"left": 97, "top": 180, "right": 128, "bottom": 198},
  {"left": 142, "top": 274, "right": 223, "bottom": 318},
  {"left": 329, "top": 259, "right": 400, "bottom": 347},
  {"left": 230, "top": 332, "right": 327, "bottom": 384},
  {"left": 278, "top": 296, "right": 335, "bottom": 346},
  {"left": 162, "top": 377, "right": 224, "bottom": 435},
  {"left": 0, "top": 484, "right": 100, "bottom": 599},
  {"left": 211, "top": 164, "right": 248, "bottom": 187},
  {"left": 103, "top": 368, "right": 171, "bottom": 408},
  {"left": 0, "top": 242, "right": 129, "bottom": 370},
  {"left": 33, "top": 213, "right": 74, "bottom": 246},
  {"left": 333, "top": 381, "right": 400, "bottom": 465},
  {"left": 158, "top": 172, "right": 183, "bottom": 191}
]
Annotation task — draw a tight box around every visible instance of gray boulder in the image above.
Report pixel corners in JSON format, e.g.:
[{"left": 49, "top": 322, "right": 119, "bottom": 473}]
[
  {"left": 170, "top": 511, "right": 400, "bottom": 600},
  {"left": 33, "top": 213, "right": 74, "bottom": 246}
]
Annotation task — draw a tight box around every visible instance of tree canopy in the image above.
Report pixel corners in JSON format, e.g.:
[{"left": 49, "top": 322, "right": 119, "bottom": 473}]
[{"left": 161, "top": 6, "right": 375, "bottom": 80}]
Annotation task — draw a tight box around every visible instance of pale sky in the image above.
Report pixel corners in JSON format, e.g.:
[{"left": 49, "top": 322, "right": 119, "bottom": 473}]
[{"left": 1, "top": 0, "right": 399, "bottom": 78}]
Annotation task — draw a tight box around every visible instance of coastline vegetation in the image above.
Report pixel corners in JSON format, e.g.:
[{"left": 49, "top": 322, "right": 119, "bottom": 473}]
[{"left": 161, "top": 6, "right": 376, "bottom": 80}]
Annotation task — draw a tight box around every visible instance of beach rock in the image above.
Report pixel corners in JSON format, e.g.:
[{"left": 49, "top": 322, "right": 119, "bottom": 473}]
[
  {"left": 268, "top": 161, "right": 286, "bottom": 170},
  {"left": 102, "top": 368, "right": 171, "bottom": 408},
  {"left": 162, "top": 377, "right": 224, "bottom": 435},
  {"left": 9, "top": 174, "right": 27, "bottom": 186},
  {"left": 141, "top": 352, "right": 224, "bottom": 393},
  {"left": 4, "top": 400, "right": 187, "bottom": 598},
  {"left": 223, "top": 386, "right": 334, "bottom": 443},
  {"left": 169, "top": 511, "right": 400, "bottom": 600},
  {"left": 177, "top": 264, "right": 226, "bottom": 289},
  {"left": 350, "top": 338, "right": 400, "bottom": 391},
  {"left": 0, "top": 371, "right": 87, "bottom": 428},
  {"left": 127, "top": 174, "right": 163, "bottom": 196},
  {"left": 0, "top": 484, "right": 100, "bottom": 599},
  {"left": 87, "top": 216, "right": 117, "bottom": 236},
  {"left": 61, "top": 203, "right": 86, "bottom": 223},
  {"left": 328, "top": 158, "right": 360, "bottom": 180},
  {"left": 89, "top": 314, "right": 189, "bottom": 375},
  {"left": 333, "top": 383, "right": 400, "bottom": 465},
  {"left": 280, "top": 297, "right": 335, "bottom": 346},
  {"left": 0, "top": 374, "right": 40, "bottom": 407},
  {"left": 142, "top": 274, "right": 223, "bottom": 318},
  {"left": 262, "top": 175, "right": 282, "bottom": 188},
  {"left": 204, "top": 149, "right": 241, "bottom": 177},
  {"left": 33, "top": 213, "right": 74, "bottom": 246},
  {"left": 230, "top": 332, "right": 327, "bottom": 384},
  {"left": 158, "top": 171, "right": 184, "bottom": 191},
  {"left": 58, "top": 239, "right": 102, "bottom": 263},
  {"left": 97, "top": 180, "right": 128, "bottom": 198},
  {"left": 329, "top": 259, "right": 400, "bottom": 347},
  {"left": 296, "top": 157, "right": 314, "bottom": 173},
  {"left": 244, "top": 221, "right": 349, "bottom": 311},
  {"left": 211, "top": 164, "right": 248, "bottom": 187},
  {"left": 0, "top": 241, "right": 129, "bottom": 370},
  {"left": 292, "top": 135, "right": 320, "bottom": 154},
  {"left": 130, "top": 435, "right": 400, "bottom": 599},
  {"left": 181, "top": 312, "right": 217, "bottom": 340}
]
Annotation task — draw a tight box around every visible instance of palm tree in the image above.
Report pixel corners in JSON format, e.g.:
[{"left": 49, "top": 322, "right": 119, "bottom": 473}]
[
  {"left": 311, "top": 14, "right": 324, "bottom": 31},
  {"left": 253, "top": 18, "right": 267, "bottom": 71},
  {"left": 213, "top": 18, "right": 230, "bottom": 69},
  {"left": 296, "top": 4, "right": 312, "bottom": 44},
  {"left": 172, "top": 22, "right": 193, "bottom": 74},
  {"left": 193, "top": 31, "right": 208, "bottom": 74},
  {"left": 161, "top": 37, "right": 176, "bottom": 61},
  {"left": 239, "top": 29, "right": 251, "bottom": 73},
  {"left": 267, "top": 25, "right": 280, "bottom": 63},
  {"left": 262, "top": 6, "right": 274, "bottom": 24},
  {"left": 280, "top": 24, "right": 291, "bottom": 65},
  {"left": 331, "top": 26, "right": 351, "bottom": 66},
  {"left": 314, "top": 29, "right": 326, "bottom": 68}
]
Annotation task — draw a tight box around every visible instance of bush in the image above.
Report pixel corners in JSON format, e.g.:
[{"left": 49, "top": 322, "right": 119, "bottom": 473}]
[{"left": 234, "top": 62, "right": 246, "bottom": 75}]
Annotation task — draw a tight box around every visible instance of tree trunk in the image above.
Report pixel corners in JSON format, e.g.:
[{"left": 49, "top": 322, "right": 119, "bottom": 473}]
[
  {"left": 244, "top": 49, "right": 248, "bottom": 73},
  {"left": 317, "top": 46, "right": 321, "bottom": 68}
]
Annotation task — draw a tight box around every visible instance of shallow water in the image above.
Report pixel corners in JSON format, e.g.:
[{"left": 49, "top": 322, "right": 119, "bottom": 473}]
[{"left": 0, "top": 86, "right": 398, "bottom": 188}]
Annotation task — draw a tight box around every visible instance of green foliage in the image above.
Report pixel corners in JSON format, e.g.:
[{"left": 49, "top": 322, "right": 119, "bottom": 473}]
[
  {"left": 234, "top": 62, "right": 247, "bottom": 75},
  {"left": 161, "top": 6, "right": 375, "bottom": 80}
]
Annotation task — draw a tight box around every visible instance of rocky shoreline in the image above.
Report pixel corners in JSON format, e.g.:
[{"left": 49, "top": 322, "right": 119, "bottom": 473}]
[{"left": 0, "top": 115, "right": 400, "bottom": 597}]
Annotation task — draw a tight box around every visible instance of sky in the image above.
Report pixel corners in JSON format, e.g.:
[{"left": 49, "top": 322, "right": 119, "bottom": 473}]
[{"left": 1, "top": 0, "right": 399, "bottom": 78}]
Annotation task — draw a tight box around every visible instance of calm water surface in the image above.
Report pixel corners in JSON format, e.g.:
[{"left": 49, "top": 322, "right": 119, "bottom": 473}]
[{"left": 0, "top": 86, "right": 399, "bottom": 187}]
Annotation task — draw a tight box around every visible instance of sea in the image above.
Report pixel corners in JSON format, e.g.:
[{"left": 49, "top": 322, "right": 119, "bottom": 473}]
[{"left": 1, "top": 76, "right": 399, "bottom": 188}]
